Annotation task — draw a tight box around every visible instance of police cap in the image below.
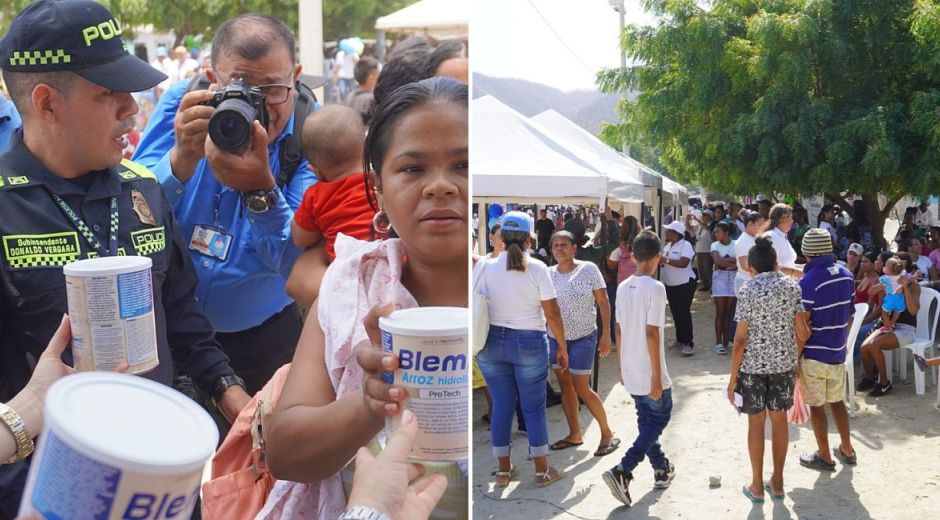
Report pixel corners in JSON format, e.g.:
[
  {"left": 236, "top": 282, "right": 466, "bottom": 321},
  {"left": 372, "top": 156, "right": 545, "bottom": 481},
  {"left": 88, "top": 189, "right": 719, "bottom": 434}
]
[{"left": 0, "top": 0, "right": 166, "bottom": 92}]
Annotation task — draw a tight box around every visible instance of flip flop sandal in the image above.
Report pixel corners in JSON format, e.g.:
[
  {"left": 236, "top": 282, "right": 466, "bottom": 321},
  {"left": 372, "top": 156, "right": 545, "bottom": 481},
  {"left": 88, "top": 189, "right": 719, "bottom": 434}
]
[
  {"left": 534, "top": 467, "right": 566, "bottom": 488},
  {"left": 594, "top": 437, "right": 622, "bottom": 457},
  {"left": 549, "top": 439, "right": 584, "bottom": 451},
  {"left": 763, "top": 481, "right": 785, "bottom": 500},
  {"left": 493, "top": 466, "right": 517, "bottom": 488},
  {"left": 799, "top": 451, "right": 836, "bottom": 471},
  {"left": 833, "top": 445, "right": 858, "bottom": 465},
  {"left": 742, "top": 485, "right": 765, "bottom": 504}
]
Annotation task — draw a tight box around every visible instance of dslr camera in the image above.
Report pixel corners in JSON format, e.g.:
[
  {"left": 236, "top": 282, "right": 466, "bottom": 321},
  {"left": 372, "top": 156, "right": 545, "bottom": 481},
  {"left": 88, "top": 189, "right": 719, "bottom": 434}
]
[{"left": 201, "top": 79, "right": 269, "bottom": 152}]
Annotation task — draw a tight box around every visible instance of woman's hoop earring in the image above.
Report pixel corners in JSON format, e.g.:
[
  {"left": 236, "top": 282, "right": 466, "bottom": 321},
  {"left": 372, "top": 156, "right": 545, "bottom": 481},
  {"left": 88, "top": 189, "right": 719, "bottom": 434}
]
[{"left": 372, "top": 210, "right": 392, "bottom": 234}]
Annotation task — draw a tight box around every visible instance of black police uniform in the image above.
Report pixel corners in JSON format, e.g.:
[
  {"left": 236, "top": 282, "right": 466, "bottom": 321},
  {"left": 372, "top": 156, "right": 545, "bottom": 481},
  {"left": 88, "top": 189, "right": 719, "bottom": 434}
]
[{"left": 0, "top": 131, "right": 236, "bottom": 516}]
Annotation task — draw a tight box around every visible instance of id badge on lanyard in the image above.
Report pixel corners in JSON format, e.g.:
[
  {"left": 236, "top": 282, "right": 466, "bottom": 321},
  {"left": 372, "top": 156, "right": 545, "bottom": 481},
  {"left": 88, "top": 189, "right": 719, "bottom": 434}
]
[{"left": 189, "top": 224, "right": 233, "bottom": 261}]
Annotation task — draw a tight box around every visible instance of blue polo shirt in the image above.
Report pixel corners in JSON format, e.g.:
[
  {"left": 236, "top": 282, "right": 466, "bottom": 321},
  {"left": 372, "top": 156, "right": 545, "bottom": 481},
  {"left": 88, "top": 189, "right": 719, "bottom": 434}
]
[
  {"left": 133, "top": 80, "right": 316, "bottom": 332},
  {"left": 799, "top": 255, "right": 856, "bottom": 364}
]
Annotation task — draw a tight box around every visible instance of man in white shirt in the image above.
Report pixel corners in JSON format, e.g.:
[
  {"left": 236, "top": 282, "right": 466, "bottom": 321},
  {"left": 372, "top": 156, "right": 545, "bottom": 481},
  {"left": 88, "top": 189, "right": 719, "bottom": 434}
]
[{"left": 915, "top": 200, "right": 937, "bottom": 228}]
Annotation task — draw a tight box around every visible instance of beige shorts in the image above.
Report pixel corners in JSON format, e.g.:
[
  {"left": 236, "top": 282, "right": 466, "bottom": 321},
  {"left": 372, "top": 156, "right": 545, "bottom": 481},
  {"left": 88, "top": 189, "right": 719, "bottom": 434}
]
[{"left": 800, "top": 358, "right": 846, "bottom": 407}]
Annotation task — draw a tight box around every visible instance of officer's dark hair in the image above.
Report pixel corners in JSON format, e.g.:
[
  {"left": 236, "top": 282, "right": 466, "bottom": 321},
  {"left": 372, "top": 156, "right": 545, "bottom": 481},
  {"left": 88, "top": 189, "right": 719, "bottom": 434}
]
[
  {"left": 212, "top": 13, "right": 296, "bottom": 69},
  {"left": 748, "top": 233, "right": 778, "bottom": 273},
  {"left": 632, "top": 231, "right": 661, "bottom": 262},
  {"left": 354, "top": 57, "right": 380, "bottom": 85},
  {"left": 2, "top": 70, "right": 75, "bottom": 114},
  {"left": 425, "top": 40, "right": 467, "bottom": 77},
  {"left": 389, "top": 36, "right": 433, "bottom": 59}
]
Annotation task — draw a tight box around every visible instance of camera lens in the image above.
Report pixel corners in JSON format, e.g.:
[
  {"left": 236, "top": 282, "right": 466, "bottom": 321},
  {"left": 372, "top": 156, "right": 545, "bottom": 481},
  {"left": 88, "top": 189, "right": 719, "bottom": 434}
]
[{"left": 208, "top": 97, "right": 256, "bottom": 152}]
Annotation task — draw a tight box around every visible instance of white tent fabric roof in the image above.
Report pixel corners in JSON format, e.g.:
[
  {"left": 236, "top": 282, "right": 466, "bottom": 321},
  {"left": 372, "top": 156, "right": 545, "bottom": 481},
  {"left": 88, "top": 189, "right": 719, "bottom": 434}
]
[
  {"left": 375, "top": 0, "right": 468, "bottom": 39},
  {"left": 473, "top": 96, "right": 608, "bottom": 204},
  {"left": 531, "top": 109, "right": 647, "bottom": 203}
]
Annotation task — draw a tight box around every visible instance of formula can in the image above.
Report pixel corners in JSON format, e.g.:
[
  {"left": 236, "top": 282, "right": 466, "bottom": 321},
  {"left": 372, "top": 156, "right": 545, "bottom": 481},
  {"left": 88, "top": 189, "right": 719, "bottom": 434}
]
[
  {"left": 19, "top": 373, "right": 218, "bottom": 520},
  {"left": 380, "top": 307, "right": 468, "bottom": 461},
  {"left": 64, "top": 256, "right": 158, "bottom": 374}
]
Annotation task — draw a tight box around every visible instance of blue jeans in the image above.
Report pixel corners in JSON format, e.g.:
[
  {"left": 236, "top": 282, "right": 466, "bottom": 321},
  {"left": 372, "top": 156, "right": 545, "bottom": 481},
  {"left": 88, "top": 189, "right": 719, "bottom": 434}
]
[
  {"left": 619, "top": 388, "right": 673, "bottom": 473},
  {"left": 477, "top": 325, "right": 550, "bottom": 457}
]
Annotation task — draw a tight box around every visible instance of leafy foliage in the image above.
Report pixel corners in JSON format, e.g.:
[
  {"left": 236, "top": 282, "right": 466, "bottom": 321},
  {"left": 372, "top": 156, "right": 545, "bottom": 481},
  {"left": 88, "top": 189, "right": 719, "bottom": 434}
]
[
  {"left": 2, "top": 1, "right": 413, "bottom": 49},
  {"left": 597, "top": 0, "right": 940, "bottom": 243}
]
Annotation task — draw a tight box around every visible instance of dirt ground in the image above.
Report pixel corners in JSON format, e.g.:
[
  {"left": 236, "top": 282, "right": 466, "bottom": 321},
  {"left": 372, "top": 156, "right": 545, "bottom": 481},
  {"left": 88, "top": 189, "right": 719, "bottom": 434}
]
[{"left": 472, "top": 290, "right": 940, "bottom": 519}]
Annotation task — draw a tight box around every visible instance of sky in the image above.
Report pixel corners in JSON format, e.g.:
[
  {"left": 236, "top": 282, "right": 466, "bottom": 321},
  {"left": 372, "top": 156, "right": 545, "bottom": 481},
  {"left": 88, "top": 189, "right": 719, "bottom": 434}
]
[{"left": 472, "top": 0, "right": 657, "bottom": 92}]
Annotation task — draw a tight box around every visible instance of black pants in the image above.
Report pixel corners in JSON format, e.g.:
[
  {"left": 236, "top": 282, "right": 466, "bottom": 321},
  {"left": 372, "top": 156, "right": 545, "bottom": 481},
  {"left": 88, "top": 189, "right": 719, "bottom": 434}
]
[
  {"left": 216, "top": 303, "right": 304, "bottom": 395},
  {"left": 665, "top": 278, "right": 696, "bottom": 346}
]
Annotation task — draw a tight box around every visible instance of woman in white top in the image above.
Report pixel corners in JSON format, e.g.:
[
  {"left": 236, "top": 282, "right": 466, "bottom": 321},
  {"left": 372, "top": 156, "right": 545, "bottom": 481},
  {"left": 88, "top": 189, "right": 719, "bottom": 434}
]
[
  {"left": 660, "top": 221, "right": 697, "bottom": 356},
  {"left": 476, "top": 211, "right": 567, "bottom": 488},
  {"left": 734, "top": 212, "right": 766, "bottom": 295},
  {"left": 710, "top": 221, "right": 737, "bottom": 354},
  {"left": 761, "top": 203, "right": 802, "bottom": 279},
  {"left": 546, "top": 231, "right": 619, "bottom": 457}
]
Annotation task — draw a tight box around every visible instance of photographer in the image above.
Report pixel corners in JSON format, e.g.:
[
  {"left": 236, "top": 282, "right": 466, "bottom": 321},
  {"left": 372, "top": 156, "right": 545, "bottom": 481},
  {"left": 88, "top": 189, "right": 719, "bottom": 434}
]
[{"left": 134, "top": 14, "right": 317, "bottom": 394}]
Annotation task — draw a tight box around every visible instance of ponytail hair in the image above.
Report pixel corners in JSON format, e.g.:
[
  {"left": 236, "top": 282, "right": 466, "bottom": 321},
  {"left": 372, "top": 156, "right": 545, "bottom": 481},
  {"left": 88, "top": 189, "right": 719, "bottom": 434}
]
[
  {"left": 761, "top": 203, "right": 792, "bottom": 233},
  {"left": 748, "top": 233, "right": 778, "bottom": 273},
  {"left": 502, "top": 230, "right": 530, "bottom": 271}
]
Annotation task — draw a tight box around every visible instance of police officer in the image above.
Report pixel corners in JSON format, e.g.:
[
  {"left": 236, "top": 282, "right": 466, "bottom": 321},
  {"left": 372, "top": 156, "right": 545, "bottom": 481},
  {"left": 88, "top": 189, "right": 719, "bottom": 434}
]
[
  {"left": 0, "top": 1, "right": 250, "bottom": 514},
  {"left": 134, "top": 13, "right": 317, "bottom": 395}
]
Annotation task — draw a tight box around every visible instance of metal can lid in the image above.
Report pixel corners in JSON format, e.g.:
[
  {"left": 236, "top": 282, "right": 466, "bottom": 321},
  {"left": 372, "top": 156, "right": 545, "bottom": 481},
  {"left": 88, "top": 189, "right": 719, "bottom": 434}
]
[{"left": 44, "top": 373, "right": 218, "bottom": 474}]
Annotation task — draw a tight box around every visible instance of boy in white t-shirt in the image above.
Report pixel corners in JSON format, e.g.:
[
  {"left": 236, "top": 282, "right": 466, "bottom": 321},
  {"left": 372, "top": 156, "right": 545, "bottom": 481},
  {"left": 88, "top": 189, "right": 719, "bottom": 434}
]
[{"left": 603, "top": 231, "right": 675, "bottom": 506}]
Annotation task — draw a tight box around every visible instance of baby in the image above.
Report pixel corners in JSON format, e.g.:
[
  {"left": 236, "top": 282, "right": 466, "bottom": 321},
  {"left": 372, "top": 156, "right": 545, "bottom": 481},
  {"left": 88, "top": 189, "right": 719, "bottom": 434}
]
[
  {"left": 879, "top": 258, "right": 911, "bottom": 331},
  {"left": 291, "top": 105, "right": 376, "bottom": 302}
]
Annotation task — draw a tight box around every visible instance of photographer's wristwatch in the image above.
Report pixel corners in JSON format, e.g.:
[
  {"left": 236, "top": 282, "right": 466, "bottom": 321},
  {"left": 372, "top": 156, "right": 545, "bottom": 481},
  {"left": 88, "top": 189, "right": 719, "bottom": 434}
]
[{"left": 241, "top": 187, "right": 279, "bottom": 214}]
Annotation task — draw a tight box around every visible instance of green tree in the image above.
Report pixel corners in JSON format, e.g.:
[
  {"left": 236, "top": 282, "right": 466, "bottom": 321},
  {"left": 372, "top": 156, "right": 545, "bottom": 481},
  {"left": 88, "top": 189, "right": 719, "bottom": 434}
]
[
  {"left": 323, "top": 0, "right": 414, "bottom": 43},
  {"left": 598, "top": 0, "right": 940, "bottom": 247}
]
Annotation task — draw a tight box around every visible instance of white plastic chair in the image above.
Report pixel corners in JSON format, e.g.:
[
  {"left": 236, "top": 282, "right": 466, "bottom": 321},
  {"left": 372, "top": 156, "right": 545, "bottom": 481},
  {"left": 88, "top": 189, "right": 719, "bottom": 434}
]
[
  {"left": 899, "top": 289, "right": 940, "bottom": 395},
  {"left": 844, "top": 303, "right": 868, "bottom": 417}
]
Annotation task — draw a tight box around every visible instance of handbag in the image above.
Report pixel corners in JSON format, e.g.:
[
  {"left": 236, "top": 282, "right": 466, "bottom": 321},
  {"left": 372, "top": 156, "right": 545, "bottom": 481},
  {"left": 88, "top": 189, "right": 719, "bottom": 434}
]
[
  {"left": 201, "top": 364, "right": 292, "bottom": 520},
  {"left": 472, "top": 260, "right": 490, "bottom": 355}
]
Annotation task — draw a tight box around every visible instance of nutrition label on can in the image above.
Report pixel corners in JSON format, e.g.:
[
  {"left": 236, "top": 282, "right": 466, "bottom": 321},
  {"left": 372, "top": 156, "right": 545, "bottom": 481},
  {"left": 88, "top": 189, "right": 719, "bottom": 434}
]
[{"left": 31, "top": 430, "right": 121, "bottom": 519}]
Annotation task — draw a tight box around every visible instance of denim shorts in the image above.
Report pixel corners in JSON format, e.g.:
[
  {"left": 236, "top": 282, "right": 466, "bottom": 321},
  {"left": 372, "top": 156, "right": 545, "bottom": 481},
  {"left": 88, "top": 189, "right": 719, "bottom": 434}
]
[{"left": 549, "top": 330, "right": 598, "bottom": 375}]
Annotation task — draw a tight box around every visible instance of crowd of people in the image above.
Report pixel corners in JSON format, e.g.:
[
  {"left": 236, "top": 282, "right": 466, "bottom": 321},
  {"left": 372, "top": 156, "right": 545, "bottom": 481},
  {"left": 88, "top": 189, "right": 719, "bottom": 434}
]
[
  {"left": 0, "top": 1, "right": 468, "bottom": 519},
  {"left": 473, "top": 193, "right": 940, "bottom": 506}
]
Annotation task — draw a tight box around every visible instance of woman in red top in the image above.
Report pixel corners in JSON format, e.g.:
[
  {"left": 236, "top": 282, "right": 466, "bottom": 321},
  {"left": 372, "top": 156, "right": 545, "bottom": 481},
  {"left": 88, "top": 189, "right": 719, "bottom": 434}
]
[{"left": 855, "top": 252, "right": 879, "bottom": 304}]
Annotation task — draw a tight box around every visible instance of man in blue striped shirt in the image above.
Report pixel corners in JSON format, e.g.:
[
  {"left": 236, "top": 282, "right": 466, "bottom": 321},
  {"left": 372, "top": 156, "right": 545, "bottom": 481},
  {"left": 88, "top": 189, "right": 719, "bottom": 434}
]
[{"left": 796, "top": 228, "right": 857, "bottom": 471}]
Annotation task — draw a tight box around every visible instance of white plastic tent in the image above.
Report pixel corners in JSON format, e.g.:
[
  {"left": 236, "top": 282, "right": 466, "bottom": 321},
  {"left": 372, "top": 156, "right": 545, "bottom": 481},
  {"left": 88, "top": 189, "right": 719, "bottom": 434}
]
[
  {"left": 375, "top": 0, "right": 469, "bottom": 39},
  {"left": 531, "top": 109, "right": 649, "bottom": 204},
  {"left": 472, "top": 95, "right": 609, "bottom": 204}
]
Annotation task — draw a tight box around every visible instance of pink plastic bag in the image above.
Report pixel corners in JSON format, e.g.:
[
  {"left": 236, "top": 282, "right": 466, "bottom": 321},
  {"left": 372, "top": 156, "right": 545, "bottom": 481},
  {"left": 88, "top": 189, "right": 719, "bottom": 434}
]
[{"left": 788, "top": 382, "right": 811, "bottom": 424}]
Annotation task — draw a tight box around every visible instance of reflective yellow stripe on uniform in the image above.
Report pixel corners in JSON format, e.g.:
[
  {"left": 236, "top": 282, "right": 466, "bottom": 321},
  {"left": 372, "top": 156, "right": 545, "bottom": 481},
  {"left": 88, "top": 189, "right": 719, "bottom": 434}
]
[{"left": 120, "top": 159, "right": 158, "bottom": 181}]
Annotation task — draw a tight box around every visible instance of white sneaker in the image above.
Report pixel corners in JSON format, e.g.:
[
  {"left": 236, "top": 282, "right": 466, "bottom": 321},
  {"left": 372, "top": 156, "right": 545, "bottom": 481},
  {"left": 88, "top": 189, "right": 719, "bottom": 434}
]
[
  {"left": 681, "top": 344, "right": 695, "bottom": 356},
  {"left": 668, "top": 341, "right": 682, "bottom": 350},
  {"left": 714, "top": 344, "right": 727, "bottom": 355}
]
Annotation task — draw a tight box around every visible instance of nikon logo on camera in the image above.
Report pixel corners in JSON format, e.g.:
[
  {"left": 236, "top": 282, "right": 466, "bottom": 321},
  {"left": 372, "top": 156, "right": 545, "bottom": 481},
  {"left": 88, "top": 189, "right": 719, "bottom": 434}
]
[{"left": 82, "top": 19, "right": 123, "bottom": 47}]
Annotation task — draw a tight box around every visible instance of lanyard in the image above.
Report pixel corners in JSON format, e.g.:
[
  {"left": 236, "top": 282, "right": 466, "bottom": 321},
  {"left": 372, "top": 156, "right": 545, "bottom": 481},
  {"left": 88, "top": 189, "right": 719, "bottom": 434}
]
[{"left": 49, "top": 193, "right": 119, "bottom": 257}]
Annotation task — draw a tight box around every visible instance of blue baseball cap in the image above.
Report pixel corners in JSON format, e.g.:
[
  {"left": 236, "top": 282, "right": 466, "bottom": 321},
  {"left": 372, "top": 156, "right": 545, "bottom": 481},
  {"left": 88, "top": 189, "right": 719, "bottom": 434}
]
[
  {"left": 501, "top": 211, "right": 532, "bottom": 233},
  {"left": 0, "top": 0, "right": 167, "bottom": 92}
]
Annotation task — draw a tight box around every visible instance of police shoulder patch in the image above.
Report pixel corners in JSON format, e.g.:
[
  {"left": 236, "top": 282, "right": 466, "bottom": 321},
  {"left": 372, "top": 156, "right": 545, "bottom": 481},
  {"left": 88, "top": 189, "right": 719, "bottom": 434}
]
[
  {"left": 0, "top": 174, "right": 31, "bottom": 190},
  {"left": 119, "top": 159, "right": 158, "bottom": 182}
]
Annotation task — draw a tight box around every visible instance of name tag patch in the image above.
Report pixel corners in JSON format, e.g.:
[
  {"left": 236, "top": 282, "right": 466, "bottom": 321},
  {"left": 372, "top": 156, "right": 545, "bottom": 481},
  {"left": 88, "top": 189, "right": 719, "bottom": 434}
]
[
  {"left": 189, "top": 225, "right": 232, "bottom": 261},
  {"left": 2, "top": 231, "right": 81, "bottom": 269}
]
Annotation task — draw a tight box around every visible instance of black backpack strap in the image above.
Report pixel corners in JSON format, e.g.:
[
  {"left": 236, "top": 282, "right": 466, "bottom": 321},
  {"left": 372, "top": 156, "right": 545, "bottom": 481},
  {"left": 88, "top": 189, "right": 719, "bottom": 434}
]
[
  {"left": 276, "top": 80, "right": 318, "bottom": 188},
  {"left": 185, "top": 74, "right": 211, "bottom": 93}
]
